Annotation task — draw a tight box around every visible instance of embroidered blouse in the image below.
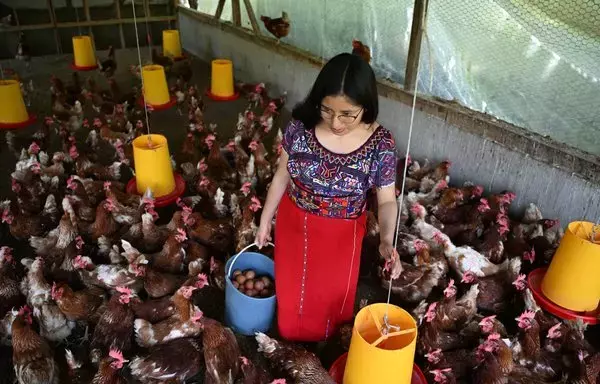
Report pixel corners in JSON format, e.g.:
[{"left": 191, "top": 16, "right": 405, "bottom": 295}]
[{"left": 282, "top": 119, "right": 397, "bottom": 219}]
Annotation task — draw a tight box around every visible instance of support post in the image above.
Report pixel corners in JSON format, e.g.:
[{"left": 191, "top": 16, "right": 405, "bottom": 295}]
[
  {"left": 243, "top": 0, "right": 260, "bottom": 35},
  {"left": 214, "top": 0, "right": 226, "bottom": 20},
  {"left": 231, "top": 0, "right": 241, "bottom": 26},
  {"left": 404, "top": 0, "right": 429, "bottom": 92}
]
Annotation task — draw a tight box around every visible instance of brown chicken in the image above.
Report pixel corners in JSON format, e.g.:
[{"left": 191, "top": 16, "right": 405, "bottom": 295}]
[
  {"left": 256, "top": 332, "right": 335, "bottom": 384},
  {"left": 51, "top": 282, "right": 105, "bottom": 322},
  {"left": 260, "top": 12, "right": 290, "bottom": 42},
  {"left": 92, "top": 348, "right": 128, "bottom": 384},
  {"left": 351, "top": 39, "right": 371, "bottom": 64},
  {"left": 433, "top": 280, "right": 479, "bottom": 332},
  {"left": 11, "top": 306, "right": 60, "bottom": 384},
  {"left": 90, "top": 287, "right": 136, "bottom": 364},
  {"left": 473, "top": 333, "right": 514, "bottom": 383},
  {"left": 424, "top": 348, "right": 475, "bottom": 382},
  {"left": 0, "top": 247, "right": 24, "bottom": 319},
  {"left": 203, "top": 317, "right": 242, "bottom": 384},
  {"left": 129, "top": 337, "right": 203, "bottom": 383}
]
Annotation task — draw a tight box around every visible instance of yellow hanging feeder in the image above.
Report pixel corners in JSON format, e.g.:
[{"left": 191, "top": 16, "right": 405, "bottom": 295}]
[
  {"left": 162, "top": 29, "right": 184, "bottom": 60},
  {"left": 207, "top": 59, "right": 239, "bottom": 101},
  {"left": 541, "top": 221, "right": 600, "bottom": 312},
  {"left": 343, "top": 303, "right": 417, "bottom": 384},
  {"left": 138, "top": 65, "right": 176, "bottom": 110},
  {"left": 0, "top": 80, "right": 36, "bottom": 129},
  {"left": 71, "top": 35, "right": 98, "bottom": 70}
]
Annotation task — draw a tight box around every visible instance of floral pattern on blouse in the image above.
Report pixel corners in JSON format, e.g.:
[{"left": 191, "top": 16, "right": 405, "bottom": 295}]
[{"left": 282, "top": 119, "right": 397, "bottom": 219}]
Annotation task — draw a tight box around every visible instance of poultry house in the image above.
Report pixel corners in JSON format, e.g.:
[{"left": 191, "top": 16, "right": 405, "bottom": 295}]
[{"left": 0, "top": 48, "right": 597, "bottom": 384}]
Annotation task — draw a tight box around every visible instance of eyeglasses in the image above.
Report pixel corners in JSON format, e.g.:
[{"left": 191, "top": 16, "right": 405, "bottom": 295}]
[{"left": 319, "top": 105, "right": 363, "bottom": 124}]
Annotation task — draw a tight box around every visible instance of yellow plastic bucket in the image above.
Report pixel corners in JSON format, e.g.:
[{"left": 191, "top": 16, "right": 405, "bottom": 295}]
[
  {"left": 0, "top": 80, "right": 29, "bottom": 125},
  {"left": 162, "top": 29, "right": 182, "bottom": 59},
  {"left": 343, "top": 303, "right": 417, "bottom": 384},
  {"left": 210, "top": 59, "right": 235, "bottom": 98},
  {"left": 132, "top": 134, "right": 176, "bottom": 198},
  {"left": 141, "top": 65, "right": 170, "bottom": 106},
  {"left": 72, "top": 35, "right": 97, "bottom": 68},
  {"left": 541, "top": 221, "right": 600, "bottom": 312}
]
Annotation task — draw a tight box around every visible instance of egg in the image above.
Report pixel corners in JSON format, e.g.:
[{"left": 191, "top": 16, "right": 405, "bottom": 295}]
[
  {"left": 244, "top": 270, "right": 256, "bottom": 279},
  {"left": 254, "top": 280, "right": 265, "bottom": 291},
  {"left": 232, "top": 270, "right": 242, "bottom": 277},
  {"left": 261, "top": 276, "right": 272, "bottom": 288},
  {"left": 235, "top": 274, "right": 247, "bottom": 285},
  {"left": 245, "top": 279, "right": 254, "bottom": 290},
  {"left": 233, "top": 281, "right": 239, "bottom": 289}
]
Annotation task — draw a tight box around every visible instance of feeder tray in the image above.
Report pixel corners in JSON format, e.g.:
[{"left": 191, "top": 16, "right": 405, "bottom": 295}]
[
  {"left": 126, "top": 173, "right": 186, "bottom": 208},
  {"left": 0, "top": 113, "right": 37, "bottom": 130},
  {"left": 205, "top": 89, "right": 240, "bottom": 102},
  {"left": 137, "top": 95, "right": 177, "bottom": 111},
  {"left": 329, "top": 353, "right": 427, "bottom": 384},
  {"left": 172, "top": 53, "right": 187, "bottom": 62},
  {"left": 70, "top": 62, "right": 99, "bottom": 71},
  {"left": 528, "top": 268, "right": 599, "bottom": 325}
]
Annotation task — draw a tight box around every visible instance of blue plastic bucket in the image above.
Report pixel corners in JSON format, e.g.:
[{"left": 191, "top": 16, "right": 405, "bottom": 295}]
[{"left": 224, "top": 242, "right": 276, "bottom": 335}]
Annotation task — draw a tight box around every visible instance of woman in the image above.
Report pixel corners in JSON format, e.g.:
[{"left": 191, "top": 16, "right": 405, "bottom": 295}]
[{"left": 255, "top": 53, "right": 402, "bottom": 342}]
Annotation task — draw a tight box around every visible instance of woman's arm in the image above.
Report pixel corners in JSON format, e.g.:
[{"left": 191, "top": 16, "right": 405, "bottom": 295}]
[
  {"left": 376, "top": 185, "right": 398, "bottom": 246},
  {"left": 260, "top": 150, "right": 290, "bottom": 225}
]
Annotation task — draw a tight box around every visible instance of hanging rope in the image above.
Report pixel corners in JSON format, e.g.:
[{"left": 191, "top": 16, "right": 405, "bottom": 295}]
[
  {"left": 144, "top": 1, "right": 153, "bottom": 59},
  {"left": 131, "top": 0, "right": 153, "bottom": 145},
  {"left": 74, "top": 1, "right": 82, "bottom": 36},
  {"left": 383, "top": 0, "right": 428, "bottom": 329}
]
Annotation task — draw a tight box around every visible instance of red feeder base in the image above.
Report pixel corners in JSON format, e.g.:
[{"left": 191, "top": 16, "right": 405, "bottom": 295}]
[
  {"left": 328, "top": 352, "right": 427, "bottom": 384},
  {"left": 0, "top": 114, "right": 37, "bottom": 130},
  {"left": 70, "top": 62, "right": 99, "bottom": 71},
  {"left": 137, "top": 95, "right": 178, "bottom": 111},
  {"left": 205, "top": 90, "right": 240, "bottom": 102},
  {"left": 173, "top": 53, "right": 187, "bottom": 62},
  {"left": 126, "top": 173, "right": 186, "bottom": 208},
  {"left": 528, "top": 268, "right": 599, "bottom": 325}
]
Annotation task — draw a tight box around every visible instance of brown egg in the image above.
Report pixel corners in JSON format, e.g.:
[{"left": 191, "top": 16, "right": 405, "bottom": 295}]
[
  {"left": 244, "top": 270, "right": 256, "bottom": 279},
  {"left": 245, "top": 279, "right": 255, "bottom": 290},
  {"left": 254, "top": 280, "right": 265, "bottom": 291},
  {"left": 233, "top": 281, "right": 239, "bottom": 289},
  {"left": 235, "top": 274, "right": 247, "bottom": 285},
  {"left": 232, "top": 270, "right": 242, "bottom": 277},
  {"left": 261, "top": 276, "right": 272, "bottom": 288},
  {"left": 260, "top": 289, "right": 271, "bottom": 297},
  {"left": 237, "top": 285, "right": 245, "bottom": 293},
  {"left": 246, "top": 289, "right": 256, "bottom": 297}
]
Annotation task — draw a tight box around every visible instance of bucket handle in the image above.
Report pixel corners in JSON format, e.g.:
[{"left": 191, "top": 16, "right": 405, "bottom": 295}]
[
  {"left": 227, "top": 242, "right": 275, "bottom": 278},
  {"left": 366, "top": 306, "right": 416, "bottom": 347}
]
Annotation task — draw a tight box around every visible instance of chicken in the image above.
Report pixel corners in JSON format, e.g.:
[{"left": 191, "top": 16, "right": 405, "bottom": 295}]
[
  {"left": 0, "top": 247, "right": 24, "bottom": 319},
  {"left": 380, "top": 240, "right": 447, "bottom": 303},
  {"left": 417, "top": 302, "right": 479, "bottom": 354},
  {"left": 203, "top": 317, "right": 241, "bottom": 384},
  {"left": 74, "top": 256, "right": 142, "bottom": 293},
  {"left": 351, "top": 39, "right": 371, "bottom": 64},
  {"left": 131, "top": 295, "right": 176, "bottom": 324},
  {"left": 130, "top": 255, "right": 187, "bottom": 298},
  {"left": 64, "top": 348, "right": 95, "bottom": 384},
  {"left": 424, "top": 348, "right": 475, "bottom": 382},
  {"left": 90, "top": 287, "right": 136, "bottom": 364},
  {"left": 473, "top": 333, "right": 514, "bottom": 383},
  {"left": 133, "top": 286, "right": 204, "bottom": 347},
  {"left": 11, "top": 306, "right": 60, "bottom": 384},
  {"left": 460, "top": 257, "right": 524, "bottom": 314},
  {"left": 433, "top": 280, "right": 479, "bottom": 332},
  {"left": 238, "top": 355, "right": 272, "bottom": 384},
  {"left": 129, "top": 337, "right": 203, "bottom": 383},
  {"left": 98, "top": 46, "right": 117, "bottom": 78},
  {"left": 260, "top": 12, "right": 291, "bottom": 43},
  {"left": 256, "top": 332, "right": 335, "bottom": 384},
  {"left": 50, "top": 281, "right": 105, "bottom": 322},
  {"left": 235, "top": 196, "right": 262, "bottom": 252},
  {"left": 92, "top": 349, "right": 128, "bottom": 384}
]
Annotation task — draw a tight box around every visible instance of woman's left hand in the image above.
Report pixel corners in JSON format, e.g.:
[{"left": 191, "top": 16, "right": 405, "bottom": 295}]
[{"left": 379, "top": 242, "right": 403, "bottom": 280}]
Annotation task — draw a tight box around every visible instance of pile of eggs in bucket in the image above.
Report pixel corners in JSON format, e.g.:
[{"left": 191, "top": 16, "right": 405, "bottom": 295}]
[{"left": 231, "top": 269, "right": 275, "bottom": 298}]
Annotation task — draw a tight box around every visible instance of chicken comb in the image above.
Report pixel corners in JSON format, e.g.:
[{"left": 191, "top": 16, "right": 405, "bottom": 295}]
[
  {"left": 175, "top": 228, "right": 187, "bottom": 242},
  {"left": 66, "top": 176, "right": 76, "bottom": 189},
  {"left": 425, "top": 302, "right": 438, "bottom": 323},
  {"left": 543, "top": 219, "right": 559, "bottom": 229},
  {"left": 195, "top": 273, "right": 209, "bottom": 289},
  {"left": 515, "top": 310, "right": 536, "bottom": 329},
  {"left": 240, "top": 182, "right": 252, "bottom": 193},
  {"left": 250, "top": 196, "right": 262, "bottom": 212},
  {"left": 443, "top": 279, "right": 457, "bottom": 298},
  {"left": 179, "top": 285, "right": 197, "bottom": 299},
  {"left": 248, "top": 140, "right": 259, "bottom": 151},
  {"left": 69, "top": 145, "right": 79, "bottom": 159},
  {"left": 0, "top": 246, "right": 13, "bottom": 262},
  {"left": 522, "top": 248, "right": 535, "bottom": 264},
  {"left": 108, "top": 348, "right": 129, "bottom": 369},
  {"left": 547, "top": 323, "right": 562, "bottom": 339},
  {"left": 51, "top": 282, "right": 59, "bottom": 299},
  {"left": 103, "top": 181, "right": 112, "bottom": 190},
  {"left": 204, "top": 133, "right": 216, "bottom": 144},
  {"left": 28, "top": 142, "right": 40, "bottom": 154},
  {"left": 435, "top": 179, "right": 448, "bottom": 191},
  {"left": 473, "top": 185, "right": 484, "bottom": 197},
  {"left": 424, "top": 348, "right": 442, "bottom": 363},
  {"left": 413, "top": 239, "right": 427, "bottom": 252},
  {"left": 75, "top": 236, "right": 84, "bottom": 250},
  {"left": 191, "top": 309, "right": 204, "bottom": 322},
  {"left": 240, "top": 356, "right": 250, "bottom": 366},
  {"left": 197, "top": 158, "right": 208, "bottom": 173},
  {"left": 93, "top": 117, "right": 102, "bottom": 127},
  {"left": 433, "top": 231, "right": 447, "bottom": 245},
  {"left": 270, "top": 380, "right": 286, "bottom": 384},
  {"left": 136, "top": 120, "right": 144, "bottom": 128},
  {"left": 198, "top": 176, "right": 210, "bottom": 188},
  {"left": 116, "top": 286, "right": 132, "bottom": 295},
  {"left": 429, "top": 368, "right": 452, "bottom": 383},
  {"left": 461, "top": 271, "right": 477, "bottom": 284},
  {"left": 512, "top": 274, "right": 527, "bottom": 291},
  {"left": 210, "top": 256, "right": 218, "bottom": 272},
  {"left": 487, "top": 332, "right": 501, "bottom": 342},
  {"left": 578, "top": 350, "right": 588, "bottom": 362},
  {"left": 478, "top": 315, "right": 496, "bottom": 333}
]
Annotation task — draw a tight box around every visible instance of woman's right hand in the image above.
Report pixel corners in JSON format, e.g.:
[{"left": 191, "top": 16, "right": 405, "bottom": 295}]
[{"left": 255, "top": 220, "right": 273, "bottom": 249}]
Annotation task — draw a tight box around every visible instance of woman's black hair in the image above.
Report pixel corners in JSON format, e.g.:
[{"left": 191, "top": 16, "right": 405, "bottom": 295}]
[{"left": 292, "top": 53, "right": 378, "bottom": 128}]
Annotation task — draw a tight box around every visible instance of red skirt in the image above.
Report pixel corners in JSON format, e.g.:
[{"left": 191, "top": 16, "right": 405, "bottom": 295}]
[{"left": 274, "top": 194, "right": 366, "bottom": 342}]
